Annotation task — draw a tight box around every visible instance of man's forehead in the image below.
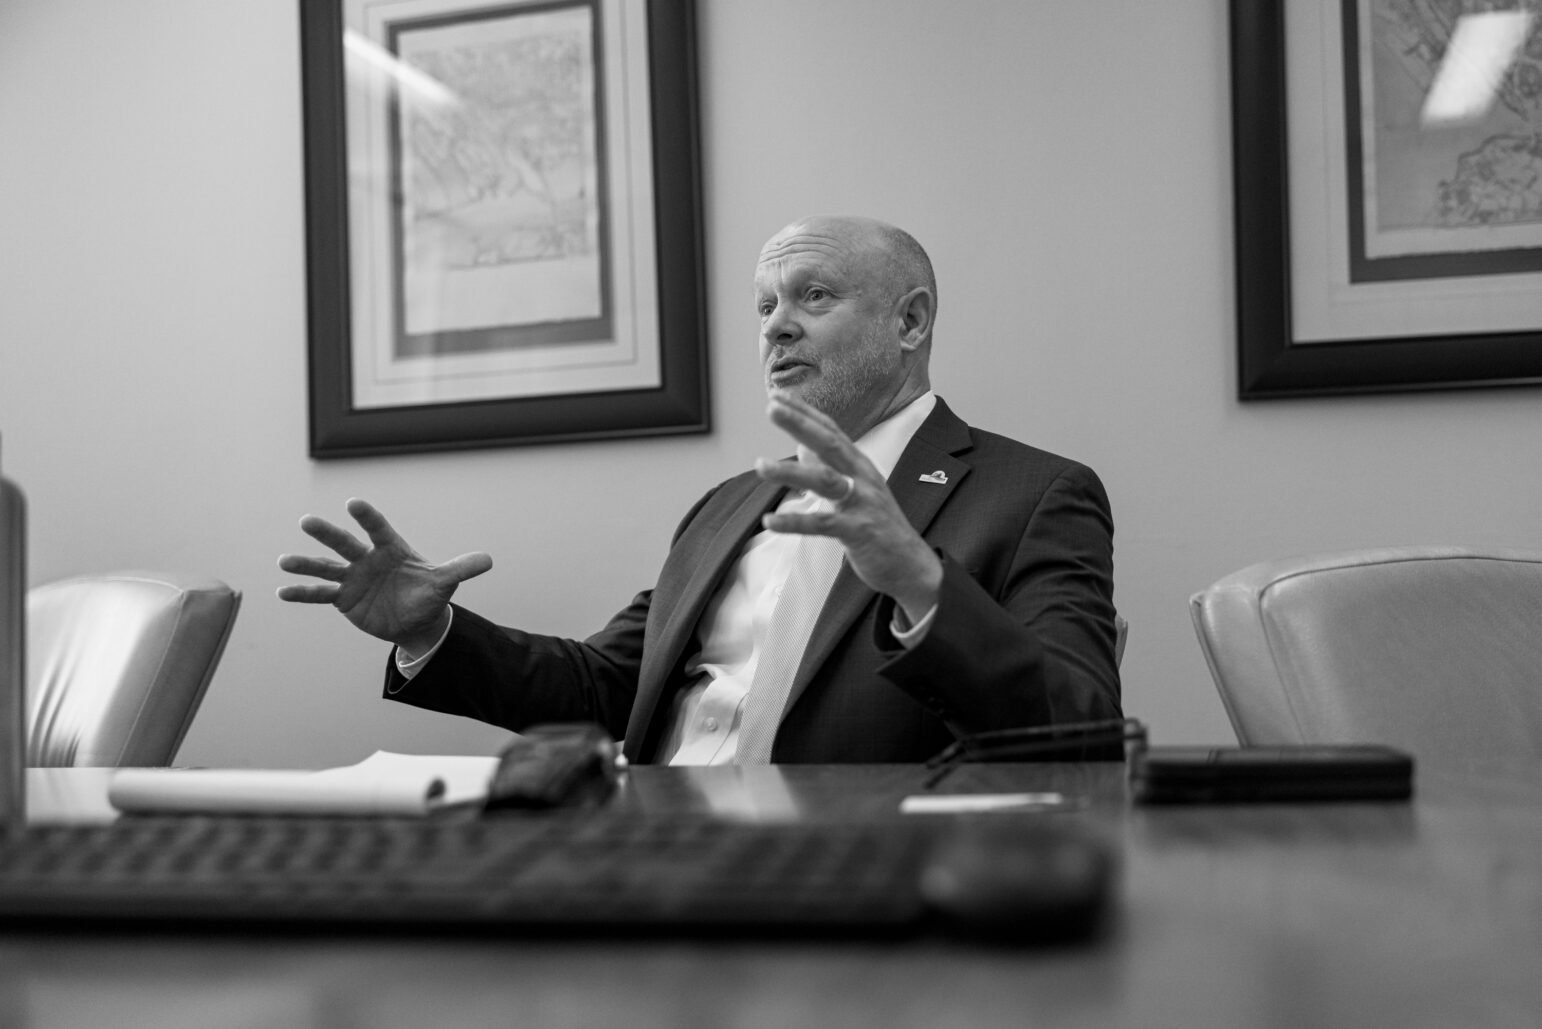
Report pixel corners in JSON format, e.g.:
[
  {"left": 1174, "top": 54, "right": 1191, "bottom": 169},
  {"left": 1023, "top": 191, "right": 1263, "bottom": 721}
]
[
  {"left": 755, "top": 226, "right": 872, "bottom": 284},
  {"left": 758, "top": 228, "right": 849, "bottom": 261}
]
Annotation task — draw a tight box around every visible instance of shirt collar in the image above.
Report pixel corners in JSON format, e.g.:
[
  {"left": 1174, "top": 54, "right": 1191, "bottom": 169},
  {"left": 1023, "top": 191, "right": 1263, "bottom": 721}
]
[{"left": 853, "top": 391, "right": 937, "bottom": 481}]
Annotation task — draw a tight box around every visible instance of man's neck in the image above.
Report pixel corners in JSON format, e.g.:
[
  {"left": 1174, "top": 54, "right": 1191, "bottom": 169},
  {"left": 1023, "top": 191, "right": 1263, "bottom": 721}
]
[
  {"left": 850, "top": 391, "right": 937, "bottom": 481},
  {"left": 841, "top": 378, "right": 932, "bottom": 441}
]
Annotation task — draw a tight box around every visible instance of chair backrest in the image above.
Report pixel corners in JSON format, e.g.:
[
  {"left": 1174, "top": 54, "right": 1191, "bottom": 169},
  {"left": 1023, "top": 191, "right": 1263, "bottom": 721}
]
[
  {"left": 27, "top": 571, "right": 240, "bottom": 767},
  {"left": 1189, "top": 546, "right": 1542, "bottom": 766}
]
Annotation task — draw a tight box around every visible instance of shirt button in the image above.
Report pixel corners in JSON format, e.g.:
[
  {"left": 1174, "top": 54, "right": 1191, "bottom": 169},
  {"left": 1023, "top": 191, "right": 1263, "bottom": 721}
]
[{"left": 703, "top": 717, "right": 719, "bottom": 732}]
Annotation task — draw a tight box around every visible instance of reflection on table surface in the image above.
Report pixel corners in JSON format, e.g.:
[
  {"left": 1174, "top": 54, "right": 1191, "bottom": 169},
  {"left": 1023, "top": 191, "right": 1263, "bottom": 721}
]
[
  {"left": 8, "top": 760, "right": 1542, "bottom": 1029},
  {"left": 618, "top": 761, "right": 1129, "bottom": 821}
]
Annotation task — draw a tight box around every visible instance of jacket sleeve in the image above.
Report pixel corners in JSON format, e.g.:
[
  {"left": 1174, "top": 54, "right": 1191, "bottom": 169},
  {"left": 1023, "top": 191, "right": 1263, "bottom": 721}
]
[
  {"left": 381, "top": 483, "right": 726, "bottom": 741},
  {"left": 381, "top": 592, "right": 651, "bottom": 742},
  {"left": 872, "top": 462, "right": 1121, "bottom": 735}
]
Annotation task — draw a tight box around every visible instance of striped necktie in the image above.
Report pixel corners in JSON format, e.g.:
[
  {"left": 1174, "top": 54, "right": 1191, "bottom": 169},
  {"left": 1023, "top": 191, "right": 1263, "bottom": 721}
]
[{"left": 735, "top": 513, "right": 846, "bottom": 764}]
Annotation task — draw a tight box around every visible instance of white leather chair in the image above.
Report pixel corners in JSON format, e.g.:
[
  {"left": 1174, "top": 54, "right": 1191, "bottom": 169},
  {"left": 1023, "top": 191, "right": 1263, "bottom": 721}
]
[
  {"left": 27, "top": 570, "right": 240, "bottom": 767},
  {"left": 0, "top": 479, "right": 25, "bottom": 805},
  {"left": 1190, "top": 546, "right": 1542, "bottom": 766}
]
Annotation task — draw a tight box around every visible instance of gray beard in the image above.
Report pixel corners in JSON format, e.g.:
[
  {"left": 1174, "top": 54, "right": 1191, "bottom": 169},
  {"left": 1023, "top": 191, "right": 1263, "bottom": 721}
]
[{"left": 765, "top": 328, "right": 896, "bottom": 432}]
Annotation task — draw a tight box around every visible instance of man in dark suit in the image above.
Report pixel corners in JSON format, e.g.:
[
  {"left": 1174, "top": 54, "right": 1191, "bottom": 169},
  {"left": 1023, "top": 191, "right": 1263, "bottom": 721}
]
[{"left": 279, "top": 215, "right": 1120, "bottom": 763}]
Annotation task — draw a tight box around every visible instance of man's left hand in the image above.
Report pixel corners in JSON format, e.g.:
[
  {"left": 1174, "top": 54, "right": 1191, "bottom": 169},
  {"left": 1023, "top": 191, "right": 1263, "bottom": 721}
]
[{"left": 755, "top": 392, "right": 942, "bottom": 624}]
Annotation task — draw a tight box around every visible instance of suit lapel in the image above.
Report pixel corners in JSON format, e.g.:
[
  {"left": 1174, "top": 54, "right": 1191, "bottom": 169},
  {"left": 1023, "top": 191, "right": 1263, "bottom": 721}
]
[
  {"left": 783, "top": 398, "right": 974, "bottom": 712},
  {"left": 627, "top": 477, "right": 785, "bottom": 751}
]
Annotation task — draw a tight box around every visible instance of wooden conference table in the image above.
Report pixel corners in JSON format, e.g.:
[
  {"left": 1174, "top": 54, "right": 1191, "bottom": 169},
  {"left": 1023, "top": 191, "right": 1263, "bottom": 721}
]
[{"left": 5, "top": 759, "right": 1542, "bottom": 1029}]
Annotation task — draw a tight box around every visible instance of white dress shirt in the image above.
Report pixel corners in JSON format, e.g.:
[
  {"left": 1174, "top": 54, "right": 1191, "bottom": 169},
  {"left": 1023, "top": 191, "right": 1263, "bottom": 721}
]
[
  {"left": 659, "top": 392, "right": 938, "bottom": 764},
  {"left": 397, "top": 392, "right": 940, "bottom": 764}
]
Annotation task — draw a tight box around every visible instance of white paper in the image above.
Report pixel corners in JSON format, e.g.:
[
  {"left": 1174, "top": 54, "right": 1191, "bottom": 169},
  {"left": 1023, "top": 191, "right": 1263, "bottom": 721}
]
[
  {"left": 108, "top": 751, "right": 499, "bottom": 817},
  {"left": 899, "top": 793, "right": 1067, "bottom": 815}
]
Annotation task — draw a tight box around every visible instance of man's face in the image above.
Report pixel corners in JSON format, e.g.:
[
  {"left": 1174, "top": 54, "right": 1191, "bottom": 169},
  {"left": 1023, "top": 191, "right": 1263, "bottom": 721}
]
[{"left": 754, "top": 225, "right": 901, "bottom": 434}]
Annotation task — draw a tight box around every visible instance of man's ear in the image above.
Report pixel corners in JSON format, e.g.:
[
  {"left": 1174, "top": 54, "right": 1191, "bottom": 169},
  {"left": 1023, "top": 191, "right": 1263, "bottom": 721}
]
[{"left": 895, "top": 287, "right": 934, "bottom": 352}]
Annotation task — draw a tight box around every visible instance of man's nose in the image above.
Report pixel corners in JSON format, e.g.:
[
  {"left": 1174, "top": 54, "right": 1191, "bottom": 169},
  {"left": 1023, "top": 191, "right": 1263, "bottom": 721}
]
[{"left": 762, "top": 303, "right": 802, "bottom": 344}]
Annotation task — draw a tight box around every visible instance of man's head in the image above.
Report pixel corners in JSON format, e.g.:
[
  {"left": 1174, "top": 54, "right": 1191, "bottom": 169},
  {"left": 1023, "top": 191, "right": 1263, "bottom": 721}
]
[{"left": 755, "top": 215, "right": 937, "bottom": 438}]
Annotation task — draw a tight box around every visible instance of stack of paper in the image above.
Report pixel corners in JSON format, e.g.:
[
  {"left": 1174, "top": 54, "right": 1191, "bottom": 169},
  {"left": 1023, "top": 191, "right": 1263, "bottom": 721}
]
[{"left": 108, "top": 751, "right": 500, "bottom": 817}]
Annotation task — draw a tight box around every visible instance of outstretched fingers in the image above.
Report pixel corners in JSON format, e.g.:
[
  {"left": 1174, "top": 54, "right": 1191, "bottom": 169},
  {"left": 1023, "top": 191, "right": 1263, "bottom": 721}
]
[
  {"left": 440, "top": 551, "right": 494, "bottom": 585},
  {"left": 276, "top": 554, "right": 348, "bottom": 581},
  {"left": 298, "top": 514, "right": 369, "bottom": 561},
  {"left": 766, "top": 391, "right": 862, "bottom": 473},
  {"left": 754, "top": 456, "right": 857, "bottom": 508},
  {"left": 761, "top": 504, "right": 848, "bottom": 540},
  {"left": 276, "top": 582, "right": 342, "bottom": 604},
  {"left": 758, "top": 392, "right": 883, "bottom": 512},
  {"left": 344, "top": 497, "right": 409, "bottom": 551}
]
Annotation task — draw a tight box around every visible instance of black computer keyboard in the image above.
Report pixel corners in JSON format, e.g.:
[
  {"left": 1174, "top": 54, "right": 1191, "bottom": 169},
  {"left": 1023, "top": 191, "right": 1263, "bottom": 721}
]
[
  {"left": 0, "top": 814, "right": 933, "bottom": 933},
  {"left": 0, "top": 813, "right": 1111, "bottom": 940}
]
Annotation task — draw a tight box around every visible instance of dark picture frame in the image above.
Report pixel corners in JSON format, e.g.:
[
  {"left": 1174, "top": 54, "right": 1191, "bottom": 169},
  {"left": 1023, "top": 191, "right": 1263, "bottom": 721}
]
[
  {"left": 300, "top": 0, "right": 707, "bottom": 457},
  {"left": 1230, "top": 1, "right": 1542, "bottom": 400}
]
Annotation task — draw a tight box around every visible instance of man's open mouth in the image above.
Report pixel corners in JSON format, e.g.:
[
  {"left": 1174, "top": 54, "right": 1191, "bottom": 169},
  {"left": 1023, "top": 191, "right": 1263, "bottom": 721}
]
[{"left": 769, "top": 357, "right": 811, "bottom": 380}]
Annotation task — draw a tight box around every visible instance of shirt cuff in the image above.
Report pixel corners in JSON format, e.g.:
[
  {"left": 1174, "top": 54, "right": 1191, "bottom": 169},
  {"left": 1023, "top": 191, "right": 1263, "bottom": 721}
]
[
  {"left": 889, "top": 601, "right": 938, "bottom": 649},
  {"left": 393, "top": 609, "right": 455, "bottom": 680}
]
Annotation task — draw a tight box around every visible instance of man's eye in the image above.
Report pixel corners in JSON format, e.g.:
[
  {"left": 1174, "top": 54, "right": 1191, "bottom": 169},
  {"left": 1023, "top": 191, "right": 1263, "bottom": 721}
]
[
  {"left": 807, "top": 288, "right": 829, "bottom": 302},
  {"left": 758, "top": 302, "right": 775, "bottom": 317}
]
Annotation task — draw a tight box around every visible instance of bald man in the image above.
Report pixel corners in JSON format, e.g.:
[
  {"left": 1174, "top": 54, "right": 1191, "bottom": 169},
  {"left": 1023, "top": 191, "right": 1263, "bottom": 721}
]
[{"left": 279, "top": 215, "right": 1121, "bottom": 764}]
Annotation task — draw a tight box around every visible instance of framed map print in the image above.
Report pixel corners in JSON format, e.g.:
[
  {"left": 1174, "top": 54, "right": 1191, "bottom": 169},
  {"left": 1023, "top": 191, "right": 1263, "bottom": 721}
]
[
  {"left": 1230, "top": 0, "right": 1542, "bottom": 398},
  {"left": 300, "top": 0, "right": 707, "bottom": 456}
]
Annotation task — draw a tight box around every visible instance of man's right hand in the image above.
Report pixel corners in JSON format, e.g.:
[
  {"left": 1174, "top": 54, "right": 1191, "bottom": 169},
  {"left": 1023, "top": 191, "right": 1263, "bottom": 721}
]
[{"left": 276, "top": 497, "right": 492, "bottom": 656}]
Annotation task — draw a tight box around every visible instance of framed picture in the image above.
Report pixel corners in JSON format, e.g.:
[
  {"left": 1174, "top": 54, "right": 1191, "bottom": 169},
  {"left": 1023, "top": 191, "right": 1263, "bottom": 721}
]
[
  {"left": 300, "top": 0, "right": 707, "bottom": 456},
  {"left": 1230, "top": 0, "right": 1542, "bottom": 399}
]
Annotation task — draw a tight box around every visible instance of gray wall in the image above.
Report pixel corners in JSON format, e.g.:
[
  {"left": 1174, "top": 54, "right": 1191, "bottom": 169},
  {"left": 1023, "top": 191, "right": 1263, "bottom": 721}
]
[{"left": 2, "top": 0, "right": 1538, "bottom": 767}]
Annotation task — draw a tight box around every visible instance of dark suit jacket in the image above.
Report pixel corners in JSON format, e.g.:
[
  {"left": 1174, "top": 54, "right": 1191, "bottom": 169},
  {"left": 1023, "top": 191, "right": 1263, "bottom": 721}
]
[{"left": 385, "top": 397, "right": 1121, "bottom": 763}]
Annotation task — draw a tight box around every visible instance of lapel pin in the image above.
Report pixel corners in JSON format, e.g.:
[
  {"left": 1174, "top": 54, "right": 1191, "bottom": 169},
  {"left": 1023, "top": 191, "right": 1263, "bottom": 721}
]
[{"left": 918, "top": 470, "right": 948, "bottom": 485}]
